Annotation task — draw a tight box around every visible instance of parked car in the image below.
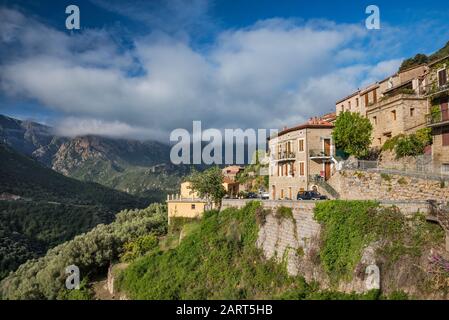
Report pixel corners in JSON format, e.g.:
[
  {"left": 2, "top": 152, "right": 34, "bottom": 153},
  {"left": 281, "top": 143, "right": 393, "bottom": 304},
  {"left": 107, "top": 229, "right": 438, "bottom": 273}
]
[
  {"left": 297, "top": 191, "right": 328, "bottom": 201},
  {"left": 259, "top": 192, "right": 270, "bottom": 200},
  {"left": 246, "top": 192, "right": 259, "bottom": 199}
]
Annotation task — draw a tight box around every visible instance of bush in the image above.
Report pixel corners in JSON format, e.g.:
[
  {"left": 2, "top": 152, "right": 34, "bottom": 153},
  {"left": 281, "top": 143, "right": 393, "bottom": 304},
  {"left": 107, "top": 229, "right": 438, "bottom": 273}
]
[
  {"left": 120, "top": 234, "right": 159, "bottom": 262},
  {"left": 314, "top": 201, "right": 445, "bottom": 285},
  {"left": 395, "top": 134, "right": 425, "bottom": 158},
  {"left": 382, "top": 129, "right": 431, "bottom": 159},
  {"left": 275, "top": 206, "right": 293, "bottom": 220}
]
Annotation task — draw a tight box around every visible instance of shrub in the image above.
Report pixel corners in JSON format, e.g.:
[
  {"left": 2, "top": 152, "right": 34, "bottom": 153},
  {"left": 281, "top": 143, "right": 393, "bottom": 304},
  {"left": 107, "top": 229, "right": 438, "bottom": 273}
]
[
  {"left": 275, "top": 206, "right": 294, "bottom": 220},
  {"left": 395, "top": 134, "right": 426, "bottom": 158},
  {"left": 120, "top": 234, "right": 159, "bottom": 262},
  {"left": 382, "top": 129, "right": 431, "bottom": 159},
  {"left": 313, "top": 201, "right": 444, "bottom": 285},
  {"left": 382, "top": 134, "right": 406, "bottom": 152}
]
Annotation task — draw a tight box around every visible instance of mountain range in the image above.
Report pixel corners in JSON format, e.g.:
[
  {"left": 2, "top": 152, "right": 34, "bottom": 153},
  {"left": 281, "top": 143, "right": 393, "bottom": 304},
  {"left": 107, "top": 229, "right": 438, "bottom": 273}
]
[{"left": 0, "top": 114, "right": 187, "bottom": 201}]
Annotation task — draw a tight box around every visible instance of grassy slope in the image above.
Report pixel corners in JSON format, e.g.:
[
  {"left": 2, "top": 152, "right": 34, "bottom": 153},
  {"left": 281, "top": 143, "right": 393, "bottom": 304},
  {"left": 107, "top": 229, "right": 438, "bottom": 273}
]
[
  {"left": 117, "top": 203, "right": 384, "bottom": 300},
  {"left": 118, "top": 201, "right": 447, "bottom": 300}
]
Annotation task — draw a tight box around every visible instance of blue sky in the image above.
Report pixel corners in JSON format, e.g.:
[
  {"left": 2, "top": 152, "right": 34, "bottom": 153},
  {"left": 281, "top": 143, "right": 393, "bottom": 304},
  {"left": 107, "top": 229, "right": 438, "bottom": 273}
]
[{"left": 1, "top": 0, "right": 449, "bottom": 141}]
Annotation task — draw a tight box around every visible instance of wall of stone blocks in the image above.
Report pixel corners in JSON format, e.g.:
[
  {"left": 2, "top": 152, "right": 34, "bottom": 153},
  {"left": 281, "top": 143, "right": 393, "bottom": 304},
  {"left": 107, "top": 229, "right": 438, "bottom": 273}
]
[{"left": 328, "top": 170, "right": 449, "bottom": 202}]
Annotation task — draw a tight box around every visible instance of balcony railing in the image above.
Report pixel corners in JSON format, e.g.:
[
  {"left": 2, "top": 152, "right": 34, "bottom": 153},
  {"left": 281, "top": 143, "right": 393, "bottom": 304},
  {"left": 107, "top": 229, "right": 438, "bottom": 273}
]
[
  {"left": 426, "top": 112, "right": 449, "bottom": 127},
  {"left": 423, "top": 82, "right": 449, "bottom": 97},
  {"left": 276, "top": 151, "right": 296, "bottom": 161},
  {"left": 309, "top": 149, "right": 332, "bottom": 158}
]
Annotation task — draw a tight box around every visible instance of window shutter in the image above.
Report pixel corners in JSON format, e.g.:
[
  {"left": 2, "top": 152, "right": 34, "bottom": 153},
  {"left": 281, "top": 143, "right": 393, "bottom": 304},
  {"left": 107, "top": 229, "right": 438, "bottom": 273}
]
[
  {"left": 443, "top": 129, "right": 449, "bottom": 146},
  {"left": 439, "top": 69, "right": 447, "bottom": 87}
]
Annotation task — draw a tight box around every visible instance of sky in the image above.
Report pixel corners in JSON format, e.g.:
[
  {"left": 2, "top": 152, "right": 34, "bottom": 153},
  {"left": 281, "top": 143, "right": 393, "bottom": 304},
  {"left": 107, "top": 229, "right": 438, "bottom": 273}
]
[{"left": 1, "top": 0, "right": 449, "bottom": 143}]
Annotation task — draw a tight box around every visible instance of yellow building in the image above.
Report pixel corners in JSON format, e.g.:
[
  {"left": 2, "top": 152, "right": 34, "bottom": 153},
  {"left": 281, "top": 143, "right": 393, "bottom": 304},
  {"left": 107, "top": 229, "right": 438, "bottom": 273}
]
[{"left": 166, "top": 181, "right": 209, "bottom": 224}]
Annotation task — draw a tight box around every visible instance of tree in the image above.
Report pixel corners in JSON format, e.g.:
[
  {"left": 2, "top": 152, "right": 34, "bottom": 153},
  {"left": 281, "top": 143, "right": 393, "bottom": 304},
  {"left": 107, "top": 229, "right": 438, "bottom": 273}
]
[
  {"left": 332, "top": 111, "right": 373, "bottom": 158},
  {"left": 187, "top": 167, "right": 226, "bottom": 209}
]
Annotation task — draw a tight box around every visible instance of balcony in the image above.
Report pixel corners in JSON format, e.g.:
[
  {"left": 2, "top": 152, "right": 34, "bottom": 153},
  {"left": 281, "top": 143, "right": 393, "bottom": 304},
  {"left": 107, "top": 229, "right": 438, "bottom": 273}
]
[
  {"left": 309, "top": 149, "right": 332, "bottom": 159},
  {"left": 426, "top": 112, "right": 449, "bottom": 128},
  {"left": 276, "top": 151, "right": 296, "bottom": 162},
  {"left": 367, "top": 93, "right": 422, "bottom": 111},
  {"left": 423, "top": 82, "right": 449, "bottom": 98}
]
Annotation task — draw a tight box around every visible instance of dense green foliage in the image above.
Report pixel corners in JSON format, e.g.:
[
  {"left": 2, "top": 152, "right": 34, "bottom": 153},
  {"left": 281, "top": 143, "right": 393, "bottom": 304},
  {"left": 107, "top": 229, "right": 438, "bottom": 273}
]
[
  {"left": 333, "top": 111, "right": 373, "bottom": 158},
  {"left": 117, "top": 202, "right": 298, "bottom": 299},
  {"left": 382, "top": 128, "right": 432, "bottom": 158},
  {"left": 117, "top": 202, "right": 418, "bottom": 300},
  {"left": 314, "top": 201, "right": 445, "bottom": 283},
  {"left": 120, "top": 234, "right": 159, "bottom": 262},
  {"left": 399, "top": 41, "right": 449, "bottom": 71},
  {"left": 0, "top": 143, "right": 151, "bottom": 280},
  {"left": 187, "top": 167, "right": 226, "bottom": 208},
  {"left": 236, "top": 151, "right": 269, "bottom": 192},
  {"left": 0, "top": 204, "right": 167, "bottom": 299}
]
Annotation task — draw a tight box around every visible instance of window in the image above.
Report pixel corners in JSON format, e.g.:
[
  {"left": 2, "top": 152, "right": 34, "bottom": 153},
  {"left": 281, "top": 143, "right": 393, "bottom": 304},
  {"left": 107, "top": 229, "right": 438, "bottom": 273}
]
[
  {"left": 356, "top": 98, "right": 359, "bottom": 107},
  {"left": 378, "top": 138, "right": 382, "bottom": 145},
  {"left": 299, "top": 162, "right": 305, "bottom": 176},
  {"left": 443, "top": 128, "right": 449, "bottom": 146},
  {"left": 191, "top": 204, "right": 196, "bottom": 210},
  {"left": 442, "top": 164, "right": 449, "bottom": 175},
  {"left": 298, "top": 139, "right": 304, "bottom": 152},
  {"left": 410, "top": 108, "right": 415, "bottom": 117},
  {"left": 341, "top": 105, "right": 344, "bottom": 112},
  {"left": 391, "top": 110, "right": 397, "bottom": 121},
  {"left": 373, "top": 116, "right": 377, "bottom": 125},
  {"left": 438, "top": 69, "right": 447, "bottom": 87},
  {"left": 348, "top": 101, "right": 351, "bottom": 110}
]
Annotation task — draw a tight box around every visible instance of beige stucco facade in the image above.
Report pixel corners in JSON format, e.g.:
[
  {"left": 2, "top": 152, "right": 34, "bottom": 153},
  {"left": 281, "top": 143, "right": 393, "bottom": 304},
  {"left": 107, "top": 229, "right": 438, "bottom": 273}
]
[{"left": 268, "top": 119, "right": 335, "bottom": 200}]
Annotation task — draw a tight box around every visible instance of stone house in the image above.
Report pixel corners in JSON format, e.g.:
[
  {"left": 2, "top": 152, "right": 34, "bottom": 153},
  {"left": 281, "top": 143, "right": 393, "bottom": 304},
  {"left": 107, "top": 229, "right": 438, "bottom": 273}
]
[
  {"left": 268, "top": 117, "right": 336, "bottom": 200},
  {"left": 424, "top": 55, "right": 449, "bottom": 174},
  {"left": 336, "top": 65, "right": 428, "bottom": 147}
]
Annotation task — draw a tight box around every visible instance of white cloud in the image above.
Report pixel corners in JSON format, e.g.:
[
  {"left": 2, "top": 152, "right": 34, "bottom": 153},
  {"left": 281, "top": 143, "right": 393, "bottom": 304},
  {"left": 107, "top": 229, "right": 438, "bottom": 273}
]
[
  {"left": 0, "top": 8, "right": 404, "bottom": 141},
  {"left": 54, "top": 117, "right": 163, "bottom": 140}
]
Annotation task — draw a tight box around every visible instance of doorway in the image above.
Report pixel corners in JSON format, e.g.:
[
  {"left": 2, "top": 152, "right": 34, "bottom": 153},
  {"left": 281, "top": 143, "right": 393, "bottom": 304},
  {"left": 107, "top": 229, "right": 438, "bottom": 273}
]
[
  {"left": 324, "top": 139, "right": 331, "bottom": 156},
  {"left": 324, "top": 162, "right": 331, "bottom": 180}
]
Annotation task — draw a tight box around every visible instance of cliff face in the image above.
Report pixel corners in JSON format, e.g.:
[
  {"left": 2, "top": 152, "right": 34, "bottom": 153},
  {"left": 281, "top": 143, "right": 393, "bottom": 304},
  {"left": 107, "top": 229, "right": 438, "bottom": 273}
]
[
  {"left": 0, "top": 114, "right": 66, "bottom": 166},
  {"left": 254, "top": 201, "right": 449, "bottom": 299}
]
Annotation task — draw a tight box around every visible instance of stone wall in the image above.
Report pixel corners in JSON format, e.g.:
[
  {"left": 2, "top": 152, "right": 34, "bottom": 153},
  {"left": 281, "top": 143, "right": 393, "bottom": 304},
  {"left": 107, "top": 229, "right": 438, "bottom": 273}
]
[
  {"left": 328, "top": 170, "right": 449, "bottom": 202},
  {"left": 255, "top": 202, "right": 320, "bottom": 276},
  {"left": 221, "top": 199, "right": 448, "bottom": 291}
]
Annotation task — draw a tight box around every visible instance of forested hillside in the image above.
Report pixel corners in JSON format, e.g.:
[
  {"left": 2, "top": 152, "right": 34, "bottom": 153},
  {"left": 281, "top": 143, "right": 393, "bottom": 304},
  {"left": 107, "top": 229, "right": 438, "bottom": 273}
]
[
  {"left": 0, "top": 204, "right": 167, "bottom": 299},
  {"left": 0, "top": 143, "right": 151, "bottom": 280}
]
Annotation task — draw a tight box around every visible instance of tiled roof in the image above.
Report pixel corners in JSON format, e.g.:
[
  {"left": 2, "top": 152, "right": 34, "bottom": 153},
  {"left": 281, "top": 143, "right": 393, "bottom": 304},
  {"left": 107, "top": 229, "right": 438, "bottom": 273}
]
[{"left": 275, "top": 117, "right": 334, "bottom": 138}]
